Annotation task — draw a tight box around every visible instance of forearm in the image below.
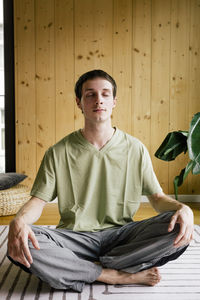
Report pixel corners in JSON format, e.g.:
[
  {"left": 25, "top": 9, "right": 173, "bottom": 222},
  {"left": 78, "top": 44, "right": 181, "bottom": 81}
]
[
  {"left": 13, "top": 196, "right": 46, "bottom": 225},
  {"left": 148, "top": 193, "right": 188, "bottom": 213}
]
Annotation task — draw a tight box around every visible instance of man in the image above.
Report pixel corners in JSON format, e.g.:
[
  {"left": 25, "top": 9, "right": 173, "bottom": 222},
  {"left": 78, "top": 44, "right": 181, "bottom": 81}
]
[{"left": 8, "top": 70, "right": 194, "bottom": 292}]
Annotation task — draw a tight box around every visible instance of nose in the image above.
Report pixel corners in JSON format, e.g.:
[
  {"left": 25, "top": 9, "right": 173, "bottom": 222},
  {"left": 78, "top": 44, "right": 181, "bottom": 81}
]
[{"left": 95, "top": 94, "right": 103, "bottom": 105}]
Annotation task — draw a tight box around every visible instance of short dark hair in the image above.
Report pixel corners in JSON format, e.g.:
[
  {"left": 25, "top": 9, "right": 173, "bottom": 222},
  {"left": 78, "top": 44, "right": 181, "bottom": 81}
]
[{"left": 75, "top": 69, "right": 117, "bottom": 100}]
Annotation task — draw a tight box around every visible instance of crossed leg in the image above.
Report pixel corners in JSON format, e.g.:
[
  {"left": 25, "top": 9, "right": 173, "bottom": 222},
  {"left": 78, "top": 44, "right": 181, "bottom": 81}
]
[
  {"left": 97, "top": 211, "right": 188, "bottom": 286},
  {"left": 7, "top": 212, "right": 188, "bottom": 292}
]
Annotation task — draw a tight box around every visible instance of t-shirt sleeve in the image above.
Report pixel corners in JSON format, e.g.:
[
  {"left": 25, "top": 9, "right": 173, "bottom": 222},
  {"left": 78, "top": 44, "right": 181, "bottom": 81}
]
[
  {"left": 141, "top": 145, "right": 163, "bottom": 195},
  {"left": 30, "top": 148, "right": 57, "bottom": 202}
]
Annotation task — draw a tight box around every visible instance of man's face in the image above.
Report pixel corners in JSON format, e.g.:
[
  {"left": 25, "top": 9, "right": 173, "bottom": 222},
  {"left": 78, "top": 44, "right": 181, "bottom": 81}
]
[{"left": 76, "top": 78, "right": 117, "bottom": 124}]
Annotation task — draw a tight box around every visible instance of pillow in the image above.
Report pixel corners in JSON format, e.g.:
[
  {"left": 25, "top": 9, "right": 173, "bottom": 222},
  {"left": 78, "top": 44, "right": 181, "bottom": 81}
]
[{"left": 0, "top": 173, "right": 27, "bottom": 190}]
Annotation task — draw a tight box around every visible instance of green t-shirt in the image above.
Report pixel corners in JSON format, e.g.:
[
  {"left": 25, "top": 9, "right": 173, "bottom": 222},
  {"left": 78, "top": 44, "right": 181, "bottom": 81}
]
[{"left": 31, "top": 128, "right": 162, "bottom": 231}]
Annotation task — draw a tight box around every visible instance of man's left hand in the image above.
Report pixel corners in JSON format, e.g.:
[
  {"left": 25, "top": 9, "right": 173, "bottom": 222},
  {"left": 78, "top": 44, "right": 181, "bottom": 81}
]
[{"left": 168, "top": 205, "right": 194, "bottom": 248}]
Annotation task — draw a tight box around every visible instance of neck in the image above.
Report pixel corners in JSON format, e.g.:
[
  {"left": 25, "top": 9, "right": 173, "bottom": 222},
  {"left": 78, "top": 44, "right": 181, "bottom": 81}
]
[{"left": 82, "top": 121, "right": 115, "bottom": 150}]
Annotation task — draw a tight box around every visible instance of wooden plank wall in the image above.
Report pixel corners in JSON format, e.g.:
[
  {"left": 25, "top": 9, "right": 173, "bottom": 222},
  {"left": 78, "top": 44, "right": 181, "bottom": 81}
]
[{"left": 14, "top": 0, "right": 200, "bottom": 195}]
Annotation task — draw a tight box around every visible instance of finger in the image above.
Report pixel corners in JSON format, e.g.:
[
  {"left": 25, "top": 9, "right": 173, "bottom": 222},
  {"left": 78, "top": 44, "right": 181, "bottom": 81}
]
[
  {"left": 174, "top": 237, "right": 189, "bottom": 248},
  {"left": 9, "top": 248, "right": 31, "bottom": 268},
  {"left": 174, "top": 234, "right": 190, "bottom": 248},
  {"left": 22, "top": 230, "right": 40, "bottom": 265},
  {"left": 22, "top": 242, "right": 33, "bottom": 265},
  {"left": 191, "top": 226, "right": 194, "bottom": 240},
  {"left": 29, "top": 230, "right": 40, "bottom": 250},
  {"left": 174, "top": 223, "right": 186, "bottom": 246},
  {"left": 185, "top": 228, "right": 194, "bottom": 244},
  {"left": 168, "top": 213, "right": 178, "bottom": 232},
  {"left": 174, "top": 219, "right": 194, "bottom": 247},
  {"left": 176, "top": 224, "right": 194, "bottom": 247},
  {"left": 18, "top": 252, "right": 31, "bottom": 268}
]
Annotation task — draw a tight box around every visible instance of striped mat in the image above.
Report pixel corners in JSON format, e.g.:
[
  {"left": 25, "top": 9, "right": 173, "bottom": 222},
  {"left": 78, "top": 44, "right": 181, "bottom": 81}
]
[{"left": 0, "top": 225, "right": 200, "bottom": 300}]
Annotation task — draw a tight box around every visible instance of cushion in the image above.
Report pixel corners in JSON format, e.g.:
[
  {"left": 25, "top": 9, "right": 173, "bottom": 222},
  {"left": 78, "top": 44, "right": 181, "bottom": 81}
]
[{"left": 0, "top": 173, "right": 27, "bottom": 190}]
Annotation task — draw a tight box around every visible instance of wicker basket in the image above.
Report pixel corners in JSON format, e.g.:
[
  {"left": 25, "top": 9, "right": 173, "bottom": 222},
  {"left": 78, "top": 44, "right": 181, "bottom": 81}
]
[{"left": 0, "top": 184, "right": 31, "bottom": 216}]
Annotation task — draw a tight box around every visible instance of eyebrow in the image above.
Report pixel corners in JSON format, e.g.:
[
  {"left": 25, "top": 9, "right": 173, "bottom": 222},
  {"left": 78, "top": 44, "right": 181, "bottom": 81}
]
[{"left": 84, "top": 88, "right": 111, "bottom": 92}]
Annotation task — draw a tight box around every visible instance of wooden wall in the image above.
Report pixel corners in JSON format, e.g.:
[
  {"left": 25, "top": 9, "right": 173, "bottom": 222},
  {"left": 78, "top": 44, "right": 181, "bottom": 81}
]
[{"left": 14, "top": 0, "right": 200, "bottom": 195}]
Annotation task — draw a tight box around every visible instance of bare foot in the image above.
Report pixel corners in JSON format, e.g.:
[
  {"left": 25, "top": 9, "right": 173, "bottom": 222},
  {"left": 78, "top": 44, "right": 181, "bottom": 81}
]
[
  {"left": 130, "top": 267, "right": 161, "bottom": 286},
  {"left": 97, "top": 267, "right": 161, "bottom": 286}
]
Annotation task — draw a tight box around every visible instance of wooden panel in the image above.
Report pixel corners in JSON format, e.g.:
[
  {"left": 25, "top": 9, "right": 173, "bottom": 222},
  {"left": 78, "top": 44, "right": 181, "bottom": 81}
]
[
  {"left": 35, "top": 0, "right": 55, "bottom": 169},
  {"left": 14, "top": 0, "right": 36, "bottom": 187},
  {"left": 188, "top": 0, "right": 200, "bottom": 194},
  {"left": 112, "top": 0, "right": 132, "bottom": 134},
  {"left": 169, "top": 0, "right": 190, "bottom": 194},
  {"left": 132, "top": 0, "right": 152, "bottom": 150},
  {"left": 55, "top": 0, "right": 75, "bottom": 141},
  {"left": 151, "top": 0, "right": 171, "bottom": 193},
  {"left": 74, "top": 0, "right": 113, "bottom": 130},
  {"left": 13, "top": 0, "right": 200, "bottom": 195}
]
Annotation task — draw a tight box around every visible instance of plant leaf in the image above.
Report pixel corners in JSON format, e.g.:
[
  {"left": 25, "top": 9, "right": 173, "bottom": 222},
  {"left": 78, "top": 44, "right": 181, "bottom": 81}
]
[
  {"left": 173, "top": 160, "right": 194, "bottom": 200},
  {"left": 192, "top": 158, "right": 200, "bottom": 175},
  {"left": 155, "top": 131, "right": 188, "bottom": 161},
  {"left": 173, "top": 177, "right": 179, "bottom": 200},
  {"left": 187, "top": 112, "right": 200, "bottom": 175}
]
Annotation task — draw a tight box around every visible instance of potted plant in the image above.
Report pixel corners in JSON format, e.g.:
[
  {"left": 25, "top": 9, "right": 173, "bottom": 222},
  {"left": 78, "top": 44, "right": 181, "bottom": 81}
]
[{"left": 155, "top": 112, "right": 200, "bottom": 200}]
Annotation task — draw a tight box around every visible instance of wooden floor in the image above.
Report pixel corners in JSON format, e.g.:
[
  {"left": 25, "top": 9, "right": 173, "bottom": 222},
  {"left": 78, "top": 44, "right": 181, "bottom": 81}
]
[{"left": 0, "top": 202, "right": 199, "bottom": 225}]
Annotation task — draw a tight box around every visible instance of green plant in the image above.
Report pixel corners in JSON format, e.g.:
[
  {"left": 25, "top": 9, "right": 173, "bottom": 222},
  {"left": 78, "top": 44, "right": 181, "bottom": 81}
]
[{"left": 155, "top": 112, "right": 200, "bottom": 200}]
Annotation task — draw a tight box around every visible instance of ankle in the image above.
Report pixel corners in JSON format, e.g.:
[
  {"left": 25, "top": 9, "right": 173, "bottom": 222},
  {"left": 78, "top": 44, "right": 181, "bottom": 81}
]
[
  {"left": 97, "top": 268, "right": 133, "bottom": 285},
  {"left": 97, "top": 268, "right": 120, "bottom": 285}
]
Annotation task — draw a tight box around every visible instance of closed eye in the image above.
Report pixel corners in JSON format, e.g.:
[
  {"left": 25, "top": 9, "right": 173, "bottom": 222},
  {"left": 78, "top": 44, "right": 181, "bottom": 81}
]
[{"left": 86, "top": 93, "right": 95, "bottom": 97}]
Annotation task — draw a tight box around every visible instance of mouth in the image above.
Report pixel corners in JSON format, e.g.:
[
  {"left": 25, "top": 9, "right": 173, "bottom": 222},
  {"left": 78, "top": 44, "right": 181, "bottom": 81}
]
[{"left": 93, "top": 108, "right": 106, "bottom": 112}]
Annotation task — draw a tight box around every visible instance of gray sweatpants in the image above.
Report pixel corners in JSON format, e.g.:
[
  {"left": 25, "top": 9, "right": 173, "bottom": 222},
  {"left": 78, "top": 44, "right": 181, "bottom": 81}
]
[{"left": 8, "top": 211, "right": 188, "bottom": 292}]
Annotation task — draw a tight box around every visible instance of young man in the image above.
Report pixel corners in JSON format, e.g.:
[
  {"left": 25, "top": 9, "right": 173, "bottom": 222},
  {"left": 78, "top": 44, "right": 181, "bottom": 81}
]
[{"left": 8, "top": 70, "right": 194, "bottom": 292}]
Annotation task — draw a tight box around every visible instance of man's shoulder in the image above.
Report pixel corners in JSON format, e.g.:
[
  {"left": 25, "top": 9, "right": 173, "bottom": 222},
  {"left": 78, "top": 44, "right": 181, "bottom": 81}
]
[
  {"left": 118, "top": 129, "right": 145, "bottom": 150},
  {"left": 46, "top": 130, "right": 79, "bottom": 155}
]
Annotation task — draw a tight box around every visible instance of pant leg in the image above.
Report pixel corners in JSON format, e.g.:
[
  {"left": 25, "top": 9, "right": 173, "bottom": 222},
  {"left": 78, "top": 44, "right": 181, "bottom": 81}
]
[
  {"left": 100, "top": 211, "right": 188, "bottom": 273},
  {"left": 8, "top": 226, "right": 102, "bottom": 292}
]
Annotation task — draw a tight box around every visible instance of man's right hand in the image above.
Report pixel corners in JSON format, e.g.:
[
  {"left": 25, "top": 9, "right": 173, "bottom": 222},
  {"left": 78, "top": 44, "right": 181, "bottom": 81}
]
[{"left": 8, "top": 218, "right": 40, "bottom": 268}]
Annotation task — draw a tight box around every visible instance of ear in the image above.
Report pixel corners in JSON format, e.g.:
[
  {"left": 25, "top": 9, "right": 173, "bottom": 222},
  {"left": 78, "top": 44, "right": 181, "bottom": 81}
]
[
  {"left": 113, "top": 97, "right": 117, "bottom": 108},
  {"left": 76, "top": 97, "right": 82, "bottom": 109}
]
